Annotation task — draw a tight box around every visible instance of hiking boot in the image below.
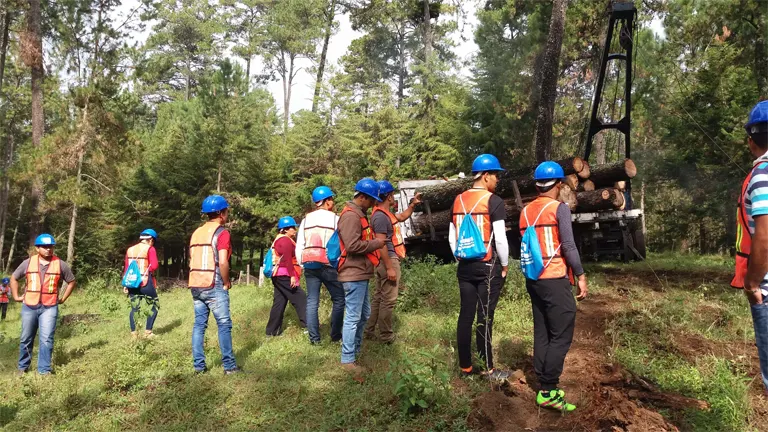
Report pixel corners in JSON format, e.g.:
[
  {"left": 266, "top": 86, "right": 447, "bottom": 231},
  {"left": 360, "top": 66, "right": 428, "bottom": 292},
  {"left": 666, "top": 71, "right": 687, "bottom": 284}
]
[
  {"left": 536, "top": 389, "right": 576, "bottom": 412},
  {"left": 224, "top": 367, "right": 243, "bottom": 375},
  {"left": 484, "top": 368, "right": 511, "bottom": 382}
]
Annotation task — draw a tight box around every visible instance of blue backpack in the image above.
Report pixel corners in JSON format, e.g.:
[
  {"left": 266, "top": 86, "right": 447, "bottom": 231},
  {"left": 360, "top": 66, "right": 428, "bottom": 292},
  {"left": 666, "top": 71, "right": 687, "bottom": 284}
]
[
  {"left": 121, "top": 260, "right": 143, "bottom": 288},
  {"left": 326, "top": 231, "right": 341, "bottom": 268},
  {"left": 263, "top": 237, "right": 278, "bottom": 277},
  {"left": 454, "top": 193, "right": 493, "bottom": 260},
  {"left": 520, "top": 200, "right": 559, "bottom": 280}
]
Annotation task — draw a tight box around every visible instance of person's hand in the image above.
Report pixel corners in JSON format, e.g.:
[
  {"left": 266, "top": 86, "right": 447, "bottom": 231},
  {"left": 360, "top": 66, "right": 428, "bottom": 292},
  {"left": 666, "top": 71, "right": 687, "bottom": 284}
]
[
  {"left": 14, "top": 294, "right": 23, "bottom": 302},
  {"left": 576, "top": 275, "right": 588, "bottom": 300},
  {"left": 386, "top": 267, "right": 397, "bottom": 282},
  {"left": 58, "top": 297, "right": 66, "bottom": 305},
  {"left": 745, "top": 285, "right": 763, "bottom": 305},
  {"left": 224, "top": 282, "right": 232, "bottom": 291},
  {"left": 123, "top": 287, "right": 129, "bottom": 294},
  {"left": 411, "top": 193, "right": 423, "bottom": 206},
  {"left": 501, "top": 266, "right": 508, "bottom": 279},
  {"left": 291, "top": 276, "right": 300, "bottom": 288}
]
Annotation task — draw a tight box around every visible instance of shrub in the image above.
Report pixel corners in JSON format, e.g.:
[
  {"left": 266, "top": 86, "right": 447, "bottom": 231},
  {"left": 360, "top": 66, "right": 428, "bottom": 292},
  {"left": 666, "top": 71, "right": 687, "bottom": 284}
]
[
  {"left": 386, "top": 347, "right": 451, "bottom": 415},
  {"left": 399, "top": 257, "right": 460, "bottom": 313}
]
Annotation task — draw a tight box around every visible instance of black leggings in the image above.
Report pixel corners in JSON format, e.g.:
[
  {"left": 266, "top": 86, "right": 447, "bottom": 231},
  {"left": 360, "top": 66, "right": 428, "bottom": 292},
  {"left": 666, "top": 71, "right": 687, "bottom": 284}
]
[
  {"left": 457, "top": 261, "right": 503, "bottom": 370},
  {"left": 266, "top": 276, "right": 307, "bottom": 336},
  {"left": 0, "top": 302, "right": 7, "bottom": 320},
  {"left": 128, "top": 277, "right": 159, "bottom": 332}
]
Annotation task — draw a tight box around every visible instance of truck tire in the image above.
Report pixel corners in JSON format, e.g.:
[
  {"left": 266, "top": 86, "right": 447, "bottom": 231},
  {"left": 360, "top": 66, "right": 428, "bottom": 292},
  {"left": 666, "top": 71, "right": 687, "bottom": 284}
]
[{"left": 631, "top": 226, "right": 646, "bottom": 260}]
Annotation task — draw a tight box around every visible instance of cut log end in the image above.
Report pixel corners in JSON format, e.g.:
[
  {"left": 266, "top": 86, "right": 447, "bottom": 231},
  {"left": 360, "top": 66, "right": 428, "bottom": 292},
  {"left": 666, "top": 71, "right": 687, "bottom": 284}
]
[
  {"left": 578, "top": 160, "right": 591, "bottom": 179},
  {"left": 624, "top": 159, "right": 637, "bottom": 178}
]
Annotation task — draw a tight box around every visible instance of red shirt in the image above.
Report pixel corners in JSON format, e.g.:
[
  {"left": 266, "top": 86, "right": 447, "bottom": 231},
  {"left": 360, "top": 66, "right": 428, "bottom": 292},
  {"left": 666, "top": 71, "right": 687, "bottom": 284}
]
[
  {"left": 274, "top": 236, "right": 296, "bottom": 278},
  {"left": 217, "top": 230, "right": 232, "bottom": 259}
]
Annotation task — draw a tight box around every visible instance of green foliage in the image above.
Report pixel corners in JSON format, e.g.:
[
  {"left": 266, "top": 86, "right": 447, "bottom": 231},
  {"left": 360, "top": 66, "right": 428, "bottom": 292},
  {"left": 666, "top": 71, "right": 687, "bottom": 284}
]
[
  {"left": 386, "top": 347, "right": 452, "bottom": 415},
  {"left": 399, "top": 257, "right": 459, "bottom": 313}
]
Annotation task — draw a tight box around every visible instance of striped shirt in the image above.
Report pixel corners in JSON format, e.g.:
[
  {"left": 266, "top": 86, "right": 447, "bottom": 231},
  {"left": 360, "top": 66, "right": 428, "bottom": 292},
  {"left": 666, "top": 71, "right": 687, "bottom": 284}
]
[{"left": 744, "top": 158, "right": 768, "bottom": 294}]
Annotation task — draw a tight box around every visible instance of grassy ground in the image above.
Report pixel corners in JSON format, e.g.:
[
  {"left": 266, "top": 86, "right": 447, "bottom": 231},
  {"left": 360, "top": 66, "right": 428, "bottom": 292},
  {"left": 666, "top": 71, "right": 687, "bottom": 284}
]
[{"left": 0, "top": 254, "right": 764, "bottom": 431}]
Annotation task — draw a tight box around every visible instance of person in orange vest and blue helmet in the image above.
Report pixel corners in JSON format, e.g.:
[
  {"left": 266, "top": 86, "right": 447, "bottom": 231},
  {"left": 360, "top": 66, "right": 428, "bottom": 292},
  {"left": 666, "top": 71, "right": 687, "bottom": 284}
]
[
  {"left": 123, "top": 229, "right": 160, "bottom": 339},
  {"left": 519, "top": 161, "right": 588, "bottom": 412},
  {"left": 265, "top": 216, "right": 308, "bottom": 336},
  {"left": 0, "top": 277, "right": 10, "bottom": 320},
  {"left": 732, "top": 100, "right": 768, "bottom": 396},
  {"left": 10, "top": 234, "right": 77, "bottom": 376},
  {"left": 188, "top": 195, "right": 241, "bottom": 375}
]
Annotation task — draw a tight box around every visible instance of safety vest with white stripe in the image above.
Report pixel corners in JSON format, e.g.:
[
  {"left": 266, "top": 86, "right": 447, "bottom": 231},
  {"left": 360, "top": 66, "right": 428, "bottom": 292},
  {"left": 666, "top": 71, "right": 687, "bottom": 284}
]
[
  {"left": 25, "top": 255, "right": 62, "bottom": 306},
  {"left": 519, "top": 197, "right": 567, "bottom": 279},
  {"left": 452, "top": 189, "right": 494, "bottom": 262},
  {"left": 126, "top": 242, "right": 151, "bottom": 287},
  {"left": 188, "top": 221, "right": 225, "bottom": 288}
]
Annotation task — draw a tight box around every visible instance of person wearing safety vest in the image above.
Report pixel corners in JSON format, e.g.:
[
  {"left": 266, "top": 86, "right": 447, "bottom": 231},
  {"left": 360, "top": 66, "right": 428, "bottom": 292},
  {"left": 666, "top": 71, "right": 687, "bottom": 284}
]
[
  {"left": 449, "top": 154, "right": 511, "bottom": 382},
  {"left": 733, "top": 100, "right": 768, "bottom": 395},
  {"left": 364, "top": 180, "right": 421, "bottom": 344},
  {"left": 295, "top": 186, "right": 345, "bottom": 345},
  {"left": 337, "top": 178, "right": 384, "bottom": 374},
  {"left": 188, "top": 195, "right": 241, "bottom": 375},
  {"left": 0, "top": 277, "right": 10, "bottom": 320},
  {"left": 519, "top": 161, "right": 588, "bottom": 412},
  {"left": 11, "top": 234, "right": 76, "bottom": 375},
  {"left": 123, "top": 229, "right": 160, "bottom": 339},
  {"left": 266, "top": 216, "right": 308, "bottom": 336}
]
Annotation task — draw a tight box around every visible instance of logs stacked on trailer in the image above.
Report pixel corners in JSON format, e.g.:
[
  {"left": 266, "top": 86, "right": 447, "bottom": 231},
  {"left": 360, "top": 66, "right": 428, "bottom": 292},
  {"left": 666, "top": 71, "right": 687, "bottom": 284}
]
[{"left": 411, "top": 158, "right": 637, "bottom": 235}]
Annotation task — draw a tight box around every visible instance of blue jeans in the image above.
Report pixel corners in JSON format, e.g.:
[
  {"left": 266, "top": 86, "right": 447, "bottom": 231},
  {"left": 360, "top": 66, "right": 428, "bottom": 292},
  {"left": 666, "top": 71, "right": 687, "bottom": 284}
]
[
  {"left": 18, "top": 304, "right": 58, "bottom": 374},
  {"left": 191, "top": 285, "right": 237, "bottom": 371},
  {"left": 341, "top": 280, "right": 370, "bottom": 364},
  {"left": 751, "top": 294, "right": 768, "bottom": 392},
  {"left": 305, "top": 267, "right": 345, "bottom": 343}
]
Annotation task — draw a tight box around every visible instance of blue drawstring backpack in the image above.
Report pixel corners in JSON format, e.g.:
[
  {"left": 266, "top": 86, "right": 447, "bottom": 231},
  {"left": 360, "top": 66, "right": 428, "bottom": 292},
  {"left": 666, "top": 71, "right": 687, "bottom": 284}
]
[
  {"left": 326, "top": 230, "right": 341, "bottom": 268},
  {"left": 454, "top": 193, "right": 493, "bottom": 260},
  {"left": 262, "top": 245, "right": 275, "bottom": 277},
  {"left": 121, "top": 260, "right": 143, "bottom": 288},
  {"left": 520, "top": 200, "right": 559, "bottom": 280}
]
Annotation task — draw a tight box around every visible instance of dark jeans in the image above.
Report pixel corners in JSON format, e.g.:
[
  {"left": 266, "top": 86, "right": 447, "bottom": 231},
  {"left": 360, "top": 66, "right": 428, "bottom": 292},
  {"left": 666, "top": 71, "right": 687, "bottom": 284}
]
[
  {"left": 266, "top": 276, "right": 308, "bottom": 336},
  {"left": 128, "top": 278, "right": 158, "bottom": 331},
  {"left": 751, "top": 293, "right": 768, "bottom": 392},
  {"left": 526, "top": 277, "right": 576, "bottom": 391},
  {"left": 0, "top": 302, "right": 7, "bottom": 320},
  {"left": 457, "top": 260, "right": 503, "bottom": 370},
  {"left": 305, "top": 266, "right": 345, "bottom": 343}
]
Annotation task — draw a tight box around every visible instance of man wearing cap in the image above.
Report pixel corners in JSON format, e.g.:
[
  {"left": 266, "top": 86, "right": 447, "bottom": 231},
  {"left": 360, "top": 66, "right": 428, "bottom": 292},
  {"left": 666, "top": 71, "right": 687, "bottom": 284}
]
[
  {"left": 11, "top": 234, "right": 76, "bottom": 375},
  {"left": 295, "top": 186, "right": 346, "bottom": 345},
  {"left": 337, "top": 178, "right": 384, "bottom": 373},
  {"left": 449, "top": 154, "right": 510, "bottom": 381},
  {"left": 188, "top": 195, "right": 240, "bottom": 375},
  {"left": 732, "top": 100, "right": 768, "bottom": 395},
  {"left": 123, "top": 229, "right": 160, "bottom": 339},
  {"left": 519, "top": 161, "right": 588, "bottom": 411},
  {"left": 364, "top": 180, "right": 421, "bottom": 344}
]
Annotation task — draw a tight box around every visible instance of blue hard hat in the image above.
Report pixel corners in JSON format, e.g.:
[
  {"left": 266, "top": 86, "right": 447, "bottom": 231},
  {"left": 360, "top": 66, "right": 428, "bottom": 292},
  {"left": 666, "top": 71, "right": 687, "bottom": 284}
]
[
  {"left": 140, "top": 228, "right": 158, "bottom": 239},
  {"left": 354, "top": 178, "right": 382, "bottom": 202},
  {"left": 2, "top": 277, "right": 9, "bottom": 284},
  {"left": 377, "top": 180, "right": 395, "bottom": 197},
  {"left": 533, "top": 161, "right": 565, "bottom": 181},
  {"left": 201, "top": 195, "right": 229, "bottom": 213},
  {"left": 746, "top": 101, "right": 768, "bottom": 133},
  {"left": 471, "top": 154, "right": 505, "bottom": 174},
  {"left": 278, "top": 216, "right": 297, "bottom": 230},
  {"left": 34, "top": 233, "right": 56, "bottom": 247},
  {"left": 311, "top": 186, "right": 335, "bottom": 204}
]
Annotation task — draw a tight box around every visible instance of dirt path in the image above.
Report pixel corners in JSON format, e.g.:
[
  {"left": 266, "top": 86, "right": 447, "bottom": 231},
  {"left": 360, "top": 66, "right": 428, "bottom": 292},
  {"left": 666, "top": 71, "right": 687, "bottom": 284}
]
[{"left": 468, "top": 292, "right": 695, "bottom": 432}]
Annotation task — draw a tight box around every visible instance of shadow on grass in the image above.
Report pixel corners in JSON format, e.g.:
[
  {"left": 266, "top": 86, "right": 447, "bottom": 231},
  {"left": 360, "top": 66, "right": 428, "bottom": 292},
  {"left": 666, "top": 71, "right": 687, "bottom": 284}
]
[
  {"left": 0, "top": 404, "right": 18, "bottom": 427},
  {"left": 154, "top": 318, "right": 182, "bottom": 335},
  {"left": 55, "top": 339, "right": 108, "bottom": 366}
]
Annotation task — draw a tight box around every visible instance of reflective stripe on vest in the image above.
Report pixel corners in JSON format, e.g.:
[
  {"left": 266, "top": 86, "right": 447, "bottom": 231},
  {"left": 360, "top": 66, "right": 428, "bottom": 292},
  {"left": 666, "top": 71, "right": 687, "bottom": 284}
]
[
  {"left": 452, "top": 189, "right": 493, "bottom": 262},
  {"left": 270, "top": 234, "right": 303, "bottom": 278},
  {"left": 189, "top": 221, "right": 224, "bottom": 288},
  {"left": 732, "top": 162, "right": 763, "bottom": 288},
  {"left": 338, "top": 206, "right": 381, "bottom": 270},
  {"left": 519, "top": 197, "right": 568, "bottom": 279},
  {"left": 25, "top": 255, "right": 61, "bottom": 307},
  {"left": 126, "top": 242, "right": 151, "bottom": 287},
  {"left": 371, "top": 207, "right": 406, "bottom": 259},
  {"left": 301, "top": 211, "right": 336, "bottom": 265}
]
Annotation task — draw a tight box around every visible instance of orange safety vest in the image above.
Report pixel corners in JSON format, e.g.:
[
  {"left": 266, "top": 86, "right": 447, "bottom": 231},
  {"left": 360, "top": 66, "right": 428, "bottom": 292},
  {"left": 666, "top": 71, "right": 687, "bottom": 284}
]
[
  {"left": 0, "top": 284, "right": 8, "bottom": 303},
  {"left": 125, "top": 242, "right": 151, "bottom": 287},
  {"left": 372, "top": 207, "right": 406, "bottom": 259},
  {"left": 25, "top": 255, "right": 61, "bottom": 307},
  {"left": 519, "top": 197, "right": 568, "bottom": 279},
  {"left": 338, "top": 206, "right": 381, "bottom": 270},
  {"left": 301, "top": 211, "right": 336, "bottom": 265},
  {"left": 188, "top": 221, "right": 225, "bottom": 288},
  {"left": 270, "top": 234, "right": 303, "bottom": 278},
  {"left": 452, "top": 189, "right": 494, "bottom": 262},
  {"left": 732, "top": 161, "right": 764, "bottom": 288}
]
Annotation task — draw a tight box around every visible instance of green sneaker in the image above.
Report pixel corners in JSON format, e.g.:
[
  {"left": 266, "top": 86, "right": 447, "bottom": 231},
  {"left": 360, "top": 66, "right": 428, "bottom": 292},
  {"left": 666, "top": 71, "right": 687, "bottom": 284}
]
[{"left": 536, "top": 389, "right": 576, "bottom": 412}]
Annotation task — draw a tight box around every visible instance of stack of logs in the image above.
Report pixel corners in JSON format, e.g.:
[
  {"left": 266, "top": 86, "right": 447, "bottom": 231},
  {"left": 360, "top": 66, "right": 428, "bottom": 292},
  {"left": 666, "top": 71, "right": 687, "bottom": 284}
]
[{"left": 411, "top": 157, "right": 637, "bottom": 234}]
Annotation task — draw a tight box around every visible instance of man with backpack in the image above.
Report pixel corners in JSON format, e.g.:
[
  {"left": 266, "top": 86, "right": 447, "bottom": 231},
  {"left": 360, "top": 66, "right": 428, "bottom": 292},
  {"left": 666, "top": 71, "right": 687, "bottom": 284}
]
[
  {"left": 188, "top": 194, "right": 241, "bottom": 375},
  {"left": 519, "top": 161, "right": 588, "bottom": 412},
  {"left": 295, "top": 186, "right": 345, "bottom": 345},
  {"left": 364, "top": 180, "right": 421, "bottom": 344},
  {"left": 11, "top": 234, "right": 77, "bottom": 375},
  {"left": 337, "top": 178, "right": 384, "bottom": 374},
  {"left": 122, "top": 229, "right": 160, "bottom": 339},
  {"left": 449, "top": 154, "right": 510, "bottom": 381}
]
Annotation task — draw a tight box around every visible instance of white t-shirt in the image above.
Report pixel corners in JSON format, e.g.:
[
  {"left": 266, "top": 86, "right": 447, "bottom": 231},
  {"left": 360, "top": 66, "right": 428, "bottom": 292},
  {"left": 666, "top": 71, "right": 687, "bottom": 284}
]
[{"left": 295, "top": 209, "right": 340, "bottom": 266}]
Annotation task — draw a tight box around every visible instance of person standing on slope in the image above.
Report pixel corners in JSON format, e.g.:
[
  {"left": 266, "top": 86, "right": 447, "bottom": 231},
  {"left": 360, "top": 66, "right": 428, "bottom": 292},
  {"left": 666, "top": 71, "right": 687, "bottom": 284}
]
[
  {"left": 265, "top": 216, "right": 308, "bottom": 336},
  {"left": 519, "top": 161, "right": 588, "bottom": 412},
  {"left": 364, "top": 180, "right": 421, "bottom": 344},
  {"left": 295, "top": 186, "right": 346, "bottom": 345},
  {"left": 188, "top": 195, "right": 240, "bottom": 375},
  {"left": 450, "top": 154, "right": 510, "bottom": 381},
  {"left": 732, "top": 100, "right": 768, "bottom": 396},
  {"left": 123, "top": 229, "right": 160, "bottom": 339}
]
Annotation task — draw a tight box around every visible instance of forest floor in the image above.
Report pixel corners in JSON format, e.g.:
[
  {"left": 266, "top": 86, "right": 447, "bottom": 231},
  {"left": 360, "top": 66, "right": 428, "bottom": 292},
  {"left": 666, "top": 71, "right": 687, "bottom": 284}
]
[{"left": 0, "top": 253, "right": 766, "bottom": 431}]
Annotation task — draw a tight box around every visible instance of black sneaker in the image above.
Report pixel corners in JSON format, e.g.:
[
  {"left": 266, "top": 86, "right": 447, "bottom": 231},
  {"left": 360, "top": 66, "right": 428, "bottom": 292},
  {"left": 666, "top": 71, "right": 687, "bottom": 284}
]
[
  {"left": 194, "top": 367, "right": 209, "bottom": 375},
  {"left": 224, "top": 367, "right": 243, "bottom": 375}
]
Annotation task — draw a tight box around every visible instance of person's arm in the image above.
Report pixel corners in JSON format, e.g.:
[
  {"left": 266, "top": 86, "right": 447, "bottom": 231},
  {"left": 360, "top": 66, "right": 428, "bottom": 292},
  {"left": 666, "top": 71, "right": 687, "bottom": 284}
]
[
  {"left": 338, "top": 212, "right": 383, "bottom": 254},
  {"left": 746, "top": 215, "right": 768, "bottom": 304},
  {"left": 395, "top": 193, "right": 423, "bottom": 222},
  {"left": 57, "top": 262, "right": 77, "bottom": 304},
  {"left": 124, "top": 254, "right": 129, "bottom": 274},
  {"left": 217, "top": 230, "right": 232, "bottom": 289},
  {"left": 448, "top": 222, "right": 457, "bottom": 254},
  {"left": 295, "top": 219, "right": 306, "bottom": 266},
  {"left": 58, "top": 281, "right": 77, "bottom": 304},
  {"left": 557, "top": 203, "right": 587, "bottom": 300},
  {"left": 488, "top": 196, "right": 508, "bottom": 277},
  {"left": 147, "top": 247, "right": 159, "bottom": 273},
  {"left": 372, "top": 212, "right": 396, "bottom": 280},
  {"left": 274, "top": 237, "right": 299, "bottom": 286},
  {"left": 10, "top": 261, "right": 27, "bottom": 302}
]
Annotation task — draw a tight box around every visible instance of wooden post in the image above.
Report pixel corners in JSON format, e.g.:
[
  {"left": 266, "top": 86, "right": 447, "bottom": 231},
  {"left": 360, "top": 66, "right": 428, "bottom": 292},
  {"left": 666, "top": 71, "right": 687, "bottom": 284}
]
[
  {"left": 258, "top": 267, "right": 265, "bottom": 287},
  {"left": 246, "top": 264, "right": 250, "bottom": 285}
]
